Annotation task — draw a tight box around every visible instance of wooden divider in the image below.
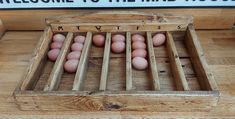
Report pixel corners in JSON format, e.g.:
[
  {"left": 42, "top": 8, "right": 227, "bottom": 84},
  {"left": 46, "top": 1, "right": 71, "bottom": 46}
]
[
  {"left": 72, "top": 32, "right": 92, "bottom": 91},
  {"left": 99, "top": 33, "right": 112, "bottom": 91},
  {"left": 185, "top": 25, "right": 218, "bottom": 91},
  {"left": 146, "top": 32, "right": 160, "bottom": 90},
  {"left": 166, "top": 31, "right": 190, "bottom": 91},
  {"left": 126, "top": 32, "right": 133, "bottom": 90},
  {"left": 44, "top": 32, "right": 74, "bottom": 91},
  {"left": 20, "top": 27, "right": 53, "bottom": 90}
]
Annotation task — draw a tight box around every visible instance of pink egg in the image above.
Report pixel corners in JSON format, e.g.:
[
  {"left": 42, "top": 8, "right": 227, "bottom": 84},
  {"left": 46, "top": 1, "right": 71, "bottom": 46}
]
[
  {"left": 47, "top": 49, "right": 60, "bottom": 61},
  {"left": 53, "top": 34, "right": 65, "bottom": 42},
  {"left": 111, "top": 41, "right": 125, "bottom": 53},
  {"left": 67, "top": 51, "right": 81, "bottom": 60},
  {"left": 132, "top": 57, "right": 148, "bottom": 70},
  {"left": 132, "top": 41, "right": 146, "bottom": 50},
  {"left": 112, "top": 34, "right": 125, "bottom": 42},
  {"left": 92, "top": 34, "right": 105, "bottom": 47},
  {"left": 64, "top": 59, "right": 79, "bottom": 73},
  {"left": 50, "top": 42, "right": 63, "bottom": 49},
  {"left": 71, "top": 43, "right": 83, "bottom": 51},
  {"left": 131, "top": 34, "right": 145, "bottom": 42},
  {"left": 153, "top": 33, "right": 166, "bottom": 47},
  {"left": 74, "top": 35, "right": 86, "bottom": 44},
  {"left": 132, "top": 49, "right": 147, "bottom": 58}
]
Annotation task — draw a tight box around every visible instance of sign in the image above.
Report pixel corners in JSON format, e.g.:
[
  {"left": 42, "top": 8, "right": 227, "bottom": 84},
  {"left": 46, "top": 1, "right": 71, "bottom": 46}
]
[{"left": 0, "top": 0, "right": 235, "bottom": 9}]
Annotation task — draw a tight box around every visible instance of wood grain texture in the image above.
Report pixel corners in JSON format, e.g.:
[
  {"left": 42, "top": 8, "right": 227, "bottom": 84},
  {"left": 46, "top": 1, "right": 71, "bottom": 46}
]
[
  {"left": 72, "top": 32, "right": 92, "bottom": 91},
  {"left": 0, "top": 9, "right": 234, "bottom": 30},
  {"left": 19, "top": 27, "right": 53, "bottom": 90},
  {"left": 99, "top": 33, "right": 111, "bottom": 91},
  {"left": 44, "top": 32, "right": 74, "bottom": 91},
  {"left": 146, "top": 32, "right": 160, "bottom": 90},
  {"left": 166, "top": 32, "right": 190, "bottom": 91},
  {"left": 0, "top": 30, "right": 234, "bottom": 117},
  {"left": 126, "top": 32, "right": 132, "bottom": 90}
]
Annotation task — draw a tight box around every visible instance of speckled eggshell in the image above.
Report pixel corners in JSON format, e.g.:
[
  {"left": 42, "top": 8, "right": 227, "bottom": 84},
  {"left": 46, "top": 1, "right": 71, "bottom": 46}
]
[
  {"left": 92, "top": 34, "right": 105, "bottom": 47},
  {"left": 112, "top": 34, "right": 125, "bottom": 42},
  {"left": 71, "top": 43, "right": 83, "bottom": 51},
  {"left": 132, "top": 57, "right": 148, "bottom": 70},
  {"left": 50, "top": 42, "right": 63, "bottom": 49},
  {"left": 131, "top": 34, "right": 145, "bottom": 42},
  {"left": 152, "top": 33, "right": 166, "bottom": 47},
  {"left": 132, "top": 49, "right": 147, "bottom": 58},
  {"left": 47, "top": 49, "right": 60, "bottom": 61},
  {"left": 111, "top": 41, "right": 125, "bottom": 53},
  {"left": 74, "top": 35, "right": 86, "bottom": 44},
  {"left": 64, "top": 59, "right": 79, "bottom": 73},
  {"left": 53, "top": 34, "right": 65, "bottom": 43},
  {"left": 67, "top": 51, "right": 81, "bottom": 60},
  {"left": 132, "top": 41, "right": 146, "bottom": 50}
]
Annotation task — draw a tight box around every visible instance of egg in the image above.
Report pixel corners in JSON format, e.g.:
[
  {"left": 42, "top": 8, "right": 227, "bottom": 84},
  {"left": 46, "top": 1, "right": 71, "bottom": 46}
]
[
  {"left": 64, "top": 59, "right": 79, "bottom": 73},
  {"left": 71, "top": 43, "right": 83, "bottom": 51},
  {"left": 50, "top": 42, "right": 63, "bottom": 49},
  {"left": 131, "top": 34, "right": 145, "bottom": 42},
  {"left": 92, "top": 34, "right": 105, "bottom": 47},
  {"left": 74, "top": 35, "right": 86, "bottom": 44},
  {"left": 112, "top": 34, "right": 125, "bottom": 42},
  {"left": 111, "top": 41, "right": 125, "bottom": 53},
  {"left": 153, "top": 33, "right": 166, "bottom": 47},
  {"left": 67, "top": 51, "right": 81, "bottom": 60},
  {"left": 132, "top": 49, "right": 147, "bottom": 58},
  {"left": 47, "top": 49, "right": 60, "bottom": 61},
  {"left": 132, "top": 41, "right": 146, "bottom": 50},
  {"left": 53, "top": 34, "right": 65, "bottom": 42},
  {"left": 132, "top": 57, "right": 148, "bottom": 70}
]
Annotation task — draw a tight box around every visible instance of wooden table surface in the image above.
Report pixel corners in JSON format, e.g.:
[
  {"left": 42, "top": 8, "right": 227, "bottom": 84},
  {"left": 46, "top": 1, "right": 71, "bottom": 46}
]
[{"left": 0, "top": 30, "right": 234, "bottom": 118}]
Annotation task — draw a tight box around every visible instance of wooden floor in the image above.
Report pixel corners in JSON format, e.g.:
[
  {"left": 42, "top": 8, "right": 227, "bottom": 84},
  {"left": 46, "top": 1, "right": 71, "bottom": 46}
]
[{"left": 0, "top": 30, "right": 235, "bottom": 118}]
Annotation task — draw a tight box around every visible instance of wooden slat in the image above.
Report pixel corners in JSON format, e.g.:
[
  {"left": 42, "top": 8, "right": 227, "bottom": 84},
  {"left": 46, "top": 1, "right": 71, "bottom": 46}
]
[
  {"left": 99, "top": 33, "right": 111, "bottom": 91},
  {"left": 72, "top": 32, "right": 92, "bottom": 91},
  {"left": 185, "top": 24, "right": 218, "bottom": 91},
  {"left": 20, "top": 27, "right": 53, "bottom": 90},
  {"left": 166, "top": 31, "right": 190, "bottom": 91},
  {"left": 44, "top": 32, "right": 74, "bottom": 91},
  {"left": 126, "top": 32, "right": 132, "bottom": 90},
  {"left": 146, "top": 32, "right": 160, "bottom": 90}
]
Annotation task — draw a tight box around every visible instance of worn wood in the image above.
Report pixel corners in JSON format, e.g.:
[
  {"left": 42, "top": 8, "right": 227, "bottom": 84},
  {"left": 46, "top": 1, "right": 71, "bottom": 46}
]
[
  {"left": 99, "top": 33, "right": 111, "bottom": 91},
  {"left": 72, "top": 32, "right": 92, "bottom": 91},
  {"left": 14, "top": 90, "right": 219, "bottom": 111},
  {"left": 166, "top": 32, "right": 190, "bottom": 91},
  {"left": 185, "top": 24, "right": 218, "bottom": 91},
  {"left": 0, "top": 9, "right": 234, "bottom": 30},
  {"left": 44, "top": 32, "right": 74, "bottom": 91},
  {"left": 146, "top": 32, "right": 160, "bottom": 90},
  {"left": 0, "top": 30, "right": 234, "bottom": 117},
  {"left": 19, "top": 27, "right": 53, "bottom": 90},
  {"left": 126, "top": 32, "right": 132, "bottom": 90}
]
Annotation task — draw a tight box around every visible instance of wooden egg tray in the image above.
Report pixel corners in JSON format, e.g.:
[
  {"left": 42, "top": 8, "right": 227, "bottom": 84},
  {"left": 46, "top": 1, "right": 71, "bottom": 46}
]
[{"left": 13, "top": 11, "right": 219, "bottom": 112}]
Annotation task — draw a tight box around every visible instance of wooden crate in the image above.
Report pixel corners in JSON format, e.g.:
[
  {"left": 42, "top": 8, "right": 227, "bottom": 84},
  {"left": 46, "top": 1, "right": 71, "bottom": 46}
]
[{"left": 13, "top": 11, "right": 219, "bottom": 112}]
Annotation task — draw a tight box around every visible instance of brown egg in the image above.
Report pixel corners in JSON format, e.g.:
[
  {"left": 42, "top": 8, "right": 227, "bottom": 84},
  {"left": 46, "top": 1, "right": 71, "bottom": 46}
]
[
  {"left": 53, "top": 34, "right": 65, "bottom": 42},
  {"left": 112, "top": 34, "right": 125, "bottom": 42},
  {"left": 71, "top": 43, "right": 83, "bottom": 51},
  {"left": 111, "top": 41, "right": 125, "bottom": 53},
  {"left": 132, "top": 41, "right": 146, "bottom": 50},
  {"left": 67, "top": 51, "right": 81, "bottom": 60},
  {"left": 153, "top": 33, "right": 166, "bottom": 47},
  {"left": 132, "top": 49, "right": 147, "bottom": 58},
  {"left": 93, "top": 34, "right": 105, "bottom": 47},
  {"left": 64, "top": 59, "right": 79, "bottom": 73},
  {"left": 47, "top": 49, "right": 60, "bottom": 61},
  {"left": 132, "top": 57, "right": 148, "bottom": 70},
  {"left": 131, "top": 34, "right": 145, "bottom": 42},
  {"left": 50, "top": 42, "right": 63, "bottom": 49},
  {"left": 74, "top": 35, "right": 86, "bottom": 44}
]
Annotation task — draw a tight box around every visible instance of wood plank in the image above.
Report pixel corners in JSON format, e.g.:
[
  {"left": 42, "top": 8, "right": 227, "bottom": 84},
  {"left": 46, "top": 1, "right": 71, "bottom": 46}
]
[
  {"left": 146, "top": 32, "right": 160, "bottom": 90},
  {"left": 166, "top": 32, "right": 190, "bottom": 91},
  {"left": 126, "top": 32, "right": 132, "bottom": 90},
  {"left": 0, "top": 19, "right": 5, "bottom": 38},
  {"left": 99, "top": 33, "right": 111, "bottom": 91},
  {"left": 14, "top": 90, "right": 219, "bottom": 111},
  {"left": 72, "top": 32, "right": 92, "bottom": 91},
  {"left": 43, "top": 32, "right": 74, "bottom": 91},
  {"left": 0, "top": 9, "right": 234, "bottom": 30},
  {"left": 20, "top": 27, "right": 53, "bottom": 90},
  {"left": 185, "top": 24, "right": 218, "bottom": 91}
]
